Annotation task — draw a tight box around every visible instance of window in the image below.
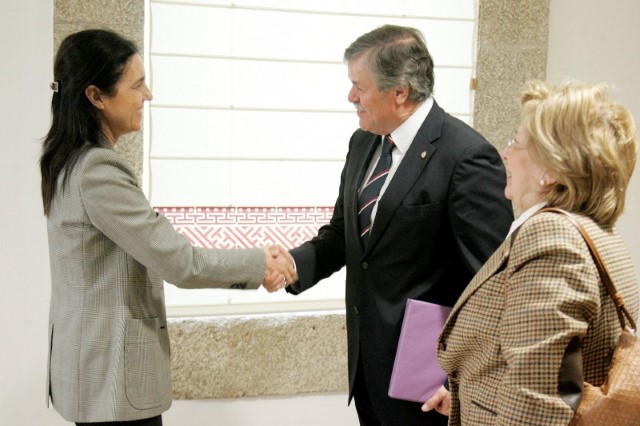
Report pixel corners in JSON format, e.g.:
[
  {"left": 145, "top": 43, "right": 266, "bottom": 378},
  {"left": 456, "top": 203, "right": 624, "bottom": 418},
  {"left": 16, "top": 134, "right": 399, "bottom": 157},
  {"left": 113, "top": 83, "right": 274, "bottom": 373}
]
[{"left": 145, "top": 0, "right": 477, "bottom": 315}]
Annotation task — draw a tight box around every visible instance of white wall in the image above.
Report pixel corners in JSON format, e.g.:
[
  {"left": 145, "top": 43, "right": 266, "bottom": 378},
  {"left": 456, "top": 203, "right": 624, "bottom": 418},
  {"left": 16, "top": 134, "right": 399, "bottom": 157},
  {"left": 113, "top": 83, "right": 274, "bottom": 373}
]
[
  {"left": 3, "top": 1, "right": 640, "bottom": 425},
  {"left": 547, "top": 0, "right": 640, "bottom": 283},
  {"left": 0, "top": 1, "right": 61, "bottom": 425}
]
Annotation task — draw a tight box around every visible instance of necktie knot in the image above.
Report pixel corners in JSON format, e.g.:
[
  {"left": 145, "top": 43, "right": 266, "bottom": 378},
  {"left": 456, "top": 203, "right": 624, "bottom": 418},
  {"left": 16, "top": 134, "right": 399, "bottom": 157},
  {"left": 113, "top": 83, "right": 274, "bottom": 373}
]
[{"left": 382, "top": 135, "right": 395, "bottom": 156}]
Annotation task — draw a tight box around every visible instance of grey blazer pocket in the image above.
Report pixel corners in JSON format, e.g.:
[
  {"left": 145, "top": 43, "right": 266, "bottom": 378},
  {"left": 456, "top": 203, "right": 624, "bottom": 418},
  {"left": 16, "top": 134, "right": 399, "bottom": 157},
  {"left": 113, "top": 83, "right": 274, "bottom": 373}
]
[{"left": 125, "top": 318, "right": 170, "bottom": 409}]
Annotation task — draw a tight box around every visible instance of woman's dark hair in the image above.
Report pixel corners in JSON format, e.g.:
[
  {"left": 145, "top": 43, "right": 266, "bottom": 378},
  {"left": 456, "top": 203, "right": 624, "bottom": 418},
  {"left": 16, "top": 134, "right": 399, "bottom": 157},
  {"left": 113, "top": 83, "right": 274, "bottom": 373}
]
[{"left": 40, "top": 29, "right": 138, "bottom": 216}]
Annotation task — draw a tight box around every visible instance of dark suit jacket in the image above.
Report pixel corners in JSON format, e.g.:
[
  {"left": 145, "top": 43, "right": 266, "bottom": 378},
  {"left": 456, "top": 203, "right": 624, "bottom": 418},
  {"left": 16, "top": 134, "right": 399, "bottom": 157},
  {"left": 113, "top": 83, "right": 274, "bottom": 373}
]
[{"left": 288, "top": 101, "right": 513, "bottom": 407}]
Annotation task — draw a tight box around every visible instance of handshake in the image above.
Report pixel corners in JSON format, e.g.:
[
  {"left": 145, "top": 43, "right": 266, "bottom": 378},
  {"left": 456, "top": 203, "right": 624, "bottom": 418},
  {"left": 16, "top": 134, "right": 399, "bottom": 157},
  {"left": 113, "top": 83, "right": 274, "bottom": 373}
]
[{"left": 262, "top": 245, "right": 298, "bottom": 292}]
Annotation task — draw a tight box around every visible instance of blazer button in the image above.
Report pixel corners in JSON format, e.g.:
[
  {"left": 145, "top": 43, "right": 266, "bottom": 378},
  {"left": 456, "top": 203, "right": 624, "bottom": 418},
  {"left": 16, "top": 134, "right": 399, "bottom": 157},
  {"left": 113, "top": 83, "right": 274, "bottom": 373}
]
[
  {"left": 353, "top": 307, "right": 359, "bottom": 315},
  {"left": 231, "top": 282, "right": 247, "bottom": 289},
  {"left": 361, "top": 262, "right": 369, "bottom": 270}
]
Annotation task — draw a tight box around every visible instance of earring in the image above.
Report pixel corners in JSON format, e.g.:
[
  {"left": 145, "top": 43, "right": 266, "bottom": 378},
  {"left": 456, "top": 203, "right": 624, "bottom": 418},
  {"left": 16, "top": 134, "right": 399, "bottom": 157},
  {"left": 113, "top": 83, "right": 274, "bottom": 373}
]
[{"left": 539, "top": 178, "right": 547, "bottom": 186}]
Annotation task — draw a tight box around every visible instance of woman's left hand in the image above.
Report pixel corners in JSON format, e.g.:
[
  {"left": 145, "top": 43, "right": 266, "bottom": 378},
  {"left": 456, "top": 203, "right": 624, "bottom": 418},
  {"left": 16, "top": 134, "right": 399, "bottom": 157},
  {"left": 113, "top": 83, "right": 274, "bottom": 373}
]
[{"left": 422, "top": 385, "right": 451, "bottom": 416}]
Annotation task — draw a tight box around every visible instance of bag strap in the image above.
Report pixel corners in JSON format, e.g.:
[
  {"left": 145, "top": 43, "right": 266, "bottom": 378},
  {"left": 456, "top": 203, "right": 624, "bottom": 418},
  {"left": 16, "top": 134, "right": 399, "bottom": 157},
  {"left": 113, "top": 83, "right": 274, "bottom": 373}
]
[{"left": 538, "top": 207, "right": 637, "bottom": 332}]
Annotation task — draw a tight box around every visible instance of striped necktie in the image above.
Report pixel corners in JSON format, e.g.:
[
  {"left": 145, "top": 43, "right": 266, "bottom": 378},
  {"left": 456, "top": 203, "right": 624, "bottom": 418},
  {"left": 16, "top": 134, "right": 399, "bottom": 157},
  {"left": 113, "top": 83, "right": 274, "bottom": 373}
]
[{"left": 358, "top": 135, "right": 395, "bottom": 246}]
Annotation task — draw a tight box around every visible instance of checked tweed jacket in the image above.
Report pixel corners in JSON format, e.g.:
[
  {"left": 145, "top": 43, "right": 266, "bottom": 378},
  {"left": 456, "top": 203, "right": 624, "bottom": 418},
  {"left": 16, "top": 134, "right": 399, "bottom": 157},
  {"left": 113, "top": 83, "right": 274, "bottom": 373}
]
[
  {"left": 46, "top": 147, "right": 266, "bottom": 423},
  {"left": 438, "top": 211, "right": 639, "bottom": 425}
]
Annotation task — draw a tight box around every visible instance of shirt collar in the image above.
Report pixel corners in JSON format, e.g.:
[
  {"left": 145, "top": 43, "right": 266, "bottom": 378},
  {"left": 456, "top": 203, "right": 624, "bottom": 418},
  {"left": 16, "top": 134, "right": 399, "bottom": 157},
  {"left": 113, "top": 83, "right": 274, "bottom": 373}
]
[
  {"left": 388, "top": 96, "right": 434, "bottom": 155},
  {"left": 507, "top": 201, "right": 547, "bottom": 237}
]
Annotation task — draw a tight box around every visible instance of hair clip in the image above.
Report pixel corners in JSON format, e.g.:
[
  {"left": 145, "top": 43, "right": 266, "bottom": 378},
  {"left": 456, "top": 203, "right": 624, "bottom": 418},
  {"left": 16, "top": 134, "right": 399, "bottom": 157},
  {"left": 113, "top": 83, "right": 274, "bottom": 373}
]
[{"left": 50, "top": 81, "right": 59, "bottom": 92}]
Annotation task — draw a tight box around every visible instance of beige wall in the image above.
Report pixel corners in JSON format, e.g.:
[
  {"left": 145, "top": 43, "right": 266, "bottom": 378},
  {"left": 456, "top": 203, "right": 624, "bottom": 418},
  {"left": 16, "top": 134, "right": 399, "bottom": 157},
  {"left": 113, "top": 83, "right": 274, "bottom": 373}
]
[
  {"left": 546, "top": 0, "right": 640, "bottom": 285},
  {"left": 474, "top": 0, "right": 549, "bottom": 148}
]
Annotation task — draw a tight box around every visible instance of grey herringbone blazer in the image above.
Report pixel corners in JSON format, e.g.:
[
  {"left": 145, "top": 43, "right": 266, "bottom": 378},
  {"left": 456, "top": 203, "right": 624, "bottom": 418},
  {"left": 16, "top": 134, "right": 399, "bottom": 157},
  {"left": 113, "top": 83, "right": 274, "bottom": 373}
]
[
  {"left": 438, "top": 211, "right": 639, "bottom": 425},
  {"left": 46, "top": 147, "right": 265, "bottom": 422}
]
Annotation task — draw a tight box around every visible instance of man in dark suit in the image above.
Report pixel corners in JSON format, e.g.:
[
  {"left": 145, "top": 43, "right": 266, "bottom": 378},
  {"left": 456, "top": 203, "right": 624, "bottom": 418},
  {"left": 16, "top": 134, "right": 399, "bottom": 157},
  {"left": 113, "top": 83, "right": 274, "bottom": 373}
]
[{"left": 285, "top": 25, "right": 513, "bottom": 425}]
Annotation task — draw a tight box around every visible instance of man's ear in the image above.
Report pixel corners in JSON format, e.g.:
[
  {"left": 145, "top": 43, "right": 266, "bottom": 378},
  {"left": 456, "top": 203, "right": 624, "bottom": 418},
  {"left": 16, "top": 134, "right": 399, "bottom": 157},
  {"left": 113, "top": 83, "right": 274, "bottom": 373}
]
[
  {"left": 394, "top": 85, "right": 410, "bottom": 105},
  {"left": 85, "top": 85, "right": 105, "bottom": 109}
]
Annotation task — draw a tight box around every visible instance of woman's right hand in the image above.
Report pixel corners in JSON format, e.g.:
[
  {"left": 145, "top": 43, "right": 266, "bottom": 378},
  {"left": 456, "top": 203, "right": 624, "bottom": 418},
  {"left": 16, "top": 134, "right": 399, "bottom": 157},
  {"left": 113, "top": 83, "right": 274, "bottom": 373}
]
[
  {"left": 422, "top": 385, "right": 451, "bottom": 416},
  {"left": 262, "top": 245, "right": 297, "bottom": 292}
]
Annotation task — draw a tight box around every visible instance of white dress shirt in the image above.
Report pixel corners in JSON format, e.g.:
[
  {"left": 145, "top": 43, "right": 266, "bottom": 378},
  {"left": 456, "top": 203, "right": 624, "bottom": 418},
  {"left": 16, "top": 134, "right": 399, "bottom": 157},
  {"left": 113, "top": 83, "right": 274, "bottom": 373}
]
[{"left": 361, "top": 96, "right": 434, "bottom": 225}]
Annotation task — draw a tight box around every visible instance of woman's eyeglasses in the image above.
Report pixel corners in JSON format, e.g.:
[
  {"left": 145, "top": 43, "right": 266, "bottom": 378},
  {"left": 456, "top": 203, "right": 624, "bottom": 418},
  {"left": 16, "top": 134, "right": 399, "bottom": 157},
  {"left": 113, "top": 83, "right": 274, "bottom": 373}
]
[{"left": 506, "top": 138, "right": 527, "bottom": 150}]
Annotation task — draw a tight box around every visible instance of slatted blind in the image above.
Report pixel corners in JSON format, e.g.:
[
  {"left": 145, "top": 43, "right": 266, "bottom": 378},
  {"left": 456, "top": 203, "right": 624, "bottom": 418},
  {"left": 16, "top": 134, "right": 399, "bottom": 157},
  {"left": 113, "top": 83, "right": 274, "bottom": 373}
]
[{"left": 145, "top": 0, "right": 477, "bottom": 314}]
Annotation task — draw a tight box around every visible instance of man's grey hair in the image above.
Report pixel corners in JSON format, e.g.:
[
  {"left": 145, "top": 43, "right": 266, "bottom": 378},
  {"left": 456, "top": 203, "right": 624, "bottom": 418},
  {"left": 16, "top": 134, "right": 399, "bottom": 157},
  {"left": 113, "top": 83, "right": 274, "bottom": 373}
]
[{"left": 344, "top": 25, "right": 434, "bottom": 102}]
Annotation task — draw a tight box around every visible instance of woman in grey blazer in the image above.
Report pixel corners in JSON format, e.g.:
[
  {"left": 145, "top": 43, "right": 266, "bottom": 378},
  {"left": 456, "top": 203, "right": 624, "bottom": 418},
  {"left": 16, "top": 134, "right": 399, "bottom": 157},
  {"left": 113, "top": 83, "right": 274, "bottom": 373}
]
[
  {"left": 40, "top": 29, "right": 294, "bottom": 425},
  {"left": 423, "top": 80, "right": 639, "bottom": 424}
]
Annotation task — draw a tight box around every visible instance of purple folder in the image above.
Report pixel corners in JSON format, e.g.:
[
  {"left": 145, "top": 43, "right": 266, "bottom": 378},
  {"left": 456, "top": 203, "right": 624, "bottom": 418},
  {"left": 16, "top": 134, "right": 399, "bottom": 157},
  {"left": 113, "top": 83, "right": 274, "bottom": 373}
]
[{"left": 388, "top": 298, "right": 453, "bottom": 403}]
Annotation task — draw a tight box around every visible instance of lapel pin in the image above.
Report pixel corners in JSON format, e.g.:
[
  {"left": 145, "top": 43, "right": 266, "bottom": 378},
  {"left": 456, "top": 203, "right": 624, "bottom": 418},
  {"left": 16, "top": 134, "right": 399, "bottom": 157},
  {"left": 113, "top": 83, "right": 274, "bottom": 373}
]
[{"left": 420, "top": 151, "right": 427, "bottom": 159}]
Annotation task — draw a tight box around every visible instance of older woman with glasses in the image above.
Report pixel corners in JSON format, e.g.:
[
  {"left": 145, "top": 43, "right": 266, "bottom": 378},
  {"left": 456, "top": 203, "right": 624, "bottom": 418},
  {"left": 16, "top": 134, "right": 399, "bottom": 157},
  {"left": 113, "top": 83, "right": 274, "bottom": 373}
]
[{"left": 423, "top": 80, "right": 639, "bottom": 425}]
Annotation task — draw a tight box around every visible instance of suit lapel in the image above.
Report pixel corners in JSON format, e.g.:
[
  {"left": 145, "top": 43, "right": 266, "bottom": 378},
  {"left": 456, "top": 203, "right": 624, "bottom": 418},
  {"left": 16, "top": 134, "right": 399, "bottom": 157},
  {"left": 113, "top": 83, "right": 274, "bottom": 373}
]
[
  {"left": 355, "top": 134, "right": 382, "bottom": 190},
  {"left": 443, "top": 232, "right": 514, "bottom": 330},
  {"left": 366, "top": 102, "right": 445, "bottom": 251}
]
